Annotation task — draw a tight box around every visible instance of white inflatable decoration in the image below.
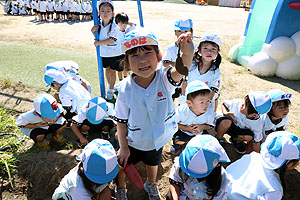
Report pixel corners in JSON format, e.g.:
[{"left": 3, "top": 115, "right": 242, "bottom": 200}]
[{"left": 240, "top": 30, "right": 300, "bottom": 80}]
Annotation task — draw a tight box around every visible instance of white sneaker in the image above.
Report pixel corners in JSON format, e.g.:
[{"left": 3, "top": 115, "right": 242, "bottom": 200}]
[
  {"left": 144, "top": 180, "right": 161, "bottom": 200},
  {"left": 115, "top": 188, "right": 128, "bottom": 200}
]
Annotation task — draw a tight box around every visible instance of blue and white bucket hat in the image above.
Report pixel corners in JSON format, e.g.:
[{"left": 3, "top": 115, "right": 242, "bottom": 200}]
[
  {"left": 44, "top": 61, "right": 79, "bottom": 75},
  {"left": 174, "top": 18, "right": 193, "bottom": 31},
  {"left": 44, "top": 69, "right": 68, "bottom": 87},
  {"left": 186, "top": 80, "right": 211, "bottom": 96},
  {"left": 86, "top": 97, "right": 107, "bottom": 125},
  {"left": 200, "top": 32, "right": 222, "bottom": 48},
  {"left": 122, "top": 27, "right": 159, "bottom": 53},
  {"left": 267, "top": 89, "right": 292, "bottom": 103},
  {"left": 261, "top": 131, "right": 300, "bottom": 170},
  {"left": 76, "top": 139, "right": 119, "bottom": 184},
  {"left": 33, "top": 94, "right": 61, "bottom": 119},
  {"left": 248, "top": 91, "right": 272, "bottom": 114},
  {"left": 179, "top": 134, "right": 230, "bottom": 178}
]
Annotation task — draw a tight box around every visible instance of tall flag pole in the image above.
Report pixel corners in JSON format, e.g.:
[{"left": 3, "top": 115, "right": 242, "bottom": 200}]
[
  {"left": 92, "top": 0, "right": 106, "bottom": 98},
  {"left": 137, "top": 0, "right": 144, "bottom": 27}
]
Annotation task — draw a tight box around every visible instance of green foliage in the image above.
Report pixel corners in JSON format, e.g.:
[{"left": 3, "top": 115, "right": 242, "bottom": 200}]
[{"left": 164, "top": 0, "right": 188, "bottom": 4}]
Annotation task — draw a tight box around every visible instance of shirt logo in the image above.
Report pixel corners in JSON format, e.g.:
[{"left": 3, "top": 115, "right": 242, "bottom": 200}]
[{"left": 158, "top": 92, "right": 163, "bottom": 97}]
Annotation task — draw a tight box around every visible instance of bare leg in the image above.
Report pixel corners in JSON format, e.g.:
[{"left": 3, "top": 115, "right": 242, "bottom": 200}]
[
  {"left": 216, "top": 119, "right": 232, "bottom": 139},
  {"left": 146, "top": 165, "right": 158, "bottom": 183}
]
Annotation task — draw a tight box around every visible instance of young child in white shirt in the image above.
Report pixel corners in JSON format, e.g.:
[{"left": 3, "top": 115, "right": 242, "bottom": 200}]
[
  {"left": 170, "top": 80, "right": 216, "bottom": 154},
  {"left": 114, "top": 27, "right": 194, "bottom": 200},
  {"left": 168, "top": 134, "right": 231, "bottom": 200},
  {"left": 52, "top": 139, "right": 119, "bottom": 200},
  {"left": 227, "top": 131, "right": 300, "bottom": 200},
  {"left": 70, "top": 97, "right": 115, "bottom": 146},
  {"left": 262, "top": 89, "right": 291, "bottom": 139},
  {"left": 215, "top": 91, "right": 272, "bottom": 154},
  {"left": 15, "top": 94, "right": 67, "bottom": 150}
]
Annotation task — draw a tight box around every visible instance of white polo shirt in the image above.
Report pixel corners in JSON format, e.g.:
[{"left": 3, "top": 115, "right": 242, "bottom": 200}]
[
  {"left": 223, "top": 99, "right": 265, "bottom": 142},
  {"left": 15, "top": 108, "right": 65, "bottom": 137},
  {"left": 98, "top": 22, "right": 123, "bottom": 57},
  {"left": 114, "top": 66, "right": 178, "bottom": 151},
  {"left": 163, "top": 42, "right": 198, "bottom": 63},
  {"left": 169, "top": 157, "right": 230, "bottom": 200},
  {"left": 262, "top": 114, "right": 288, "bottom": 135},
  {"left": 47, "top": 1, "right": 55, "bottom": 12},
  {"left": 59, "top": 79, "right": 92, "bottom": 114},
  {"left": 39, "top": 1, "right": 47, "bottom": 12},
  {"left": 188, "top": 62, "right": 222, "bottom": 96},
  {"left": 176, "top": 103, "right": 215, "bottom": 136}
]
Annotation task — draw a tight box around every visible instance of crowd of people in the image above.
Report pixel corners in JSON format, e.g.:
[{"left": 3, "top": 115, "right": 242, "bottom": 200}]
[
  {"left": 14, "top": 0, "right": 299, "bottom": 199},
  {"left": 4, "top": 0, "right": 93, "bottom": 21}
]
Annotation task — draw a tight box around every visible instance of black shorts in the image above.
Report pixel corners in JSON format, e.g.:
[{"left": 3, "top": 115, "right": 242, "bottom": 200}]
[
  {"left": 102, "top": 55, "right": 124, "bottom": 72},
  {"left": 172, "top": 129, "right": 194, "bottom": 144},
  {"left": 40, "top": 11, "right": 46, "bottom": 15},
  {"left": 215, "top": 116, "right": 254, "bottom": 138},
  {"left": 127, "top": 146, "right": 163, "bottom": 166},
  {"left": 75, "top": 12, "right": 80, "bottom": 15},
  {"left": 30, "top": 124, "right": 64, "bottom": 142},
  {"left": 78, "top": 119, "right": 114, "bottom": 130},
  {"left": 33, "top": 9, "right": 37, "bottom": 12},
  {"left": 48, "top": 11, "right": 54, "bottom": 14}
]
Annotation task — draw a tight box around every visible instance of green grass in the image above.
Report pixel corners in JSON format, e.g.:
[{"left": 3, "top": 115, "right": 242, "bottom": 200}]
[
  {"left": 164, "top": 0, "right": 188, "bottom": 4},
  {"left": 0, "top": 41, "right": 105, "bottom": 97}
]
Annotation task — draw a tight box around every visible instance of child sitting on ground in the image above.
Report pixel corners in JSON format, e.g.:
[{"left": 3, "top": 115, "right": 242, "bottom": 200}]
[
  {"left": 262, "top": 89, "right": 292, "bottom": 139},
  {"left": 70, "top": 97, "right": 115, "bottom": 146},
  {"left": 44, "top": 69, "right": 92, "bottom": 124},
  {"left": 168, "top": 134, "right": 231, "bottom": 200},
  {"left": 226, "top": 131, "right": 300, "bottom": 199},
  {"left": 170, "top": 80, "right": 216, "bottom": 153},
  {"left": 114, "top": 27, "right": 194, "bottom": 200},
  {"left": 52, "top": 139, "right": 119, "bottom": 200},
  {"left": 15, "top": 94, "right": 67, "bottom": 150},
  {"left": 215, "top": 91, "right": 272, "bottom": 154}
]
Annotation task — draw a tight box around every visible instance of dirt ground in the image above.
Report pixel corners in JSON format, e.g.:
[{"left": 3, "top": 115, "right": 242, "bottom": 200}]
[{"left": 1, "top": 1, "right": 300, "bottom": 200}]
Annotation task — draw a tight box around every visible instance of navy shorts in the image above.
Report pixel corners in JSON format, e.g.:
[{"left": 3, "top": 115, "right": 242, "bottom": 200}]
[
  {"left": 127, "top": 146, "right": 163, "bottom": 166},
  {"left": 172, "top": 129, "right": 194, "bottom": 144},
  {"left": 30, "top": 124, "right": 64, "bottom": 142},
  {"left": 215, "top": 116, "right": 254, "bottom": 138},
  {"left": 102, "top": 55, "right": 124, "bottom": 72}
]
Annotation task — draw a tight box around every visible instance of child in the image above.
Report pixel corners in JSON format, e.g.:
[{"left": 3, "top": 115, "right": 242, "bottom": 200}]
[
  {"left": 70, "top": 97, "right": 115, "bottom": 146},
  {"left": 31, "top": 0, "right": 38, "bottom": 19},
  {"left": 91, "top": 0, "right": 124, "bottom": 101},
  {"left": 262, "top": 89, "right": 292, "bottom": 138},
  {"left": 170, "top": 80, "right": 215, "bottom": 153},
  {"left": 187, "top": 32, "right": 222, "bottom": 111},
  {"left": 226, "top": 131, "right": 300, "bottom": 199},
  {"left": 55, "top": 0, "right": 63, "bottom": 21},
  {"left": 215, "top": 91, "right": 272, "bottom": 154},
  {"left": 39, "top": 0, "right": 47, "bottom": 21},
  {"left": 15, "top": 94, "right": 67, "bottom": 150},
  {"left": 46, "top": 0, "right": 55, "bottom": 21},
  {"left": 115, "top": 12, "right": 135, "bottom": 82},
  {"left": 44, "top": 68, "right": 92, "bottom": 123},
  {"left": 163, "top": 18, "right": 198, "bottom": 101},
  {"left": 52, "top": 139, "right": 119, "bottom": 200},
  {"left": 24, "top": 0, "right": 32, "bottom": 15},
  {"left": 114, "top": 27, "right": 194, "bottom": 200},
  {"left": 168, "top": 134, "right": 231, "bottom": 200}
]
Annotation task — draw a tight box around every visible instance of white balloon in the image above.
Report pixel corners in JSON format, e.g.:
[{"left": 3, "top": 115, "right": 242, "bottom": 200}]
[
  {"left": 291, "top": 31, "right": 300, "bottom": 56},
  {"left": 264, "top": 36, "right": 296, "bottom": 63},
  {"left": 248, "top": 52, "right": 278, "bottom": 77},
  {"left": 276, "top": 55, "right": 300, "bottom": 80},
  {"left": 228, "top": 43, "right": 241, "bottom": 62}
]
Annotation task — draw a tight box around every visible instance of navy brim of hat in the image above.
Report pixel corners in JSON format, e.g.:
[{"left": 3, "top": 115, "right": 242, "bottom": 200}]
[
  {"left": 41, "top": 106, "right": 61, "bottom": 119},
  {"left": 179, "top": 153, "right": 213, "bottom": 178},
  {"left": 84, "top": 161, "right": 119, "bottom": 184}
]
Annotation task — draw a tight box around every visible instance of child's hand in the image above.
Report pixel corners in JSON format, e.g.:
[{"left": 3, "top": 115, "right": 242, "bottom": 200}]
[
  {"left": 191, "top": 124, "right": 203, "bottom": 134},
  {"left": 91, "top": 25, "right": 99, "bottom": 33},
  {"left": 117, "top": 147, "right": 130, "bottom": 167},
  {"left": 80, "top": 137, "right": 89, "bottom": 146},
  {"left": 224, "top": 112, "right": 237, "bottom": 123},
  {"left": 38, "top": 122, "right": 48, "bottom": 127},
  {"left": 94, "top": 40, "right": 99, "bottom": 47},
  {"left": 177, "top": 32, "right": 194, "bottom": 56}
]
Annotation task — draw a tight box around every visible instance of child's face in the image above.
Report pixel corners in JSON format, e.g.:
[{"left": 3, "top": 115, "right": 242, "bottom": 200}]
[
  {"left": 271, "top": 101, "right": 289, "bottom": 119},
  {"left": 174, "top": 29, "right": 192, "bottom": 38},
  {"left": 50, "top": 82, "right": 60, "bottom": 91},
  {"left": 117, "top": 22, "right": 127, "bottom": 32},
  {"left": 127, "top": 46, "right": 161, "bottom": 79},
  {"left": 99, "top": 4, "right": 113, "bottom": 22},
  {"left": 199, "top": 42, "right": 219, "bottom": 62},
  {"left": 186, "top": 93, "right": 211, "bottom": 115}
]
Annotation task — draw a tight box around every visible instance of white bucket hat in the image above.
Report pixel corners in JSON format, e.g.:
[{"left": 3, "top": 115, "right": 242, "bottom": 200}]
[
  {"left": 261, "top": 131, "right": 300, "bottom": 170},
  {"left": 33, "top": 94, "right": 61, "bottom": 119},
  {"left": 44, "top": 61, "right": 79, "bottom": 75},
  {"left": 76, "top": 139, "right": 119, "bottom": 184},
  {"left": 200, "top": 32, "right": 222, "bottom": 48},
  {"left": 186, "top": 80, "right": 211, "bottom": 96},
  {"left": 248, "top": 91, "right": 272, "bottom": 114},
  {"left": 179, "top": 134, "right": 230, "bottom": 178}
]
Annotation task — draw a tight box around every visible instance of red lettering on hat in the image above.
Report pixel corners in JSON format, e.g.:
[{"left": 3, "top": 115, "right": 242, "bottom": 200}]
[
  {"left": 51, "top": 101, "right": 58, "bottom": 111},
  {"left": 139, "top": 37, "right": 147, "bottom": 45},
  {"left": 158, "top": 92, "right": 163, "bottom": 97},
  {"left": 131, "top": 38, "right": 138, "bottom": 46},
  {"left": 124, "top": 37, "right": 149, "bottom": 50}
]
